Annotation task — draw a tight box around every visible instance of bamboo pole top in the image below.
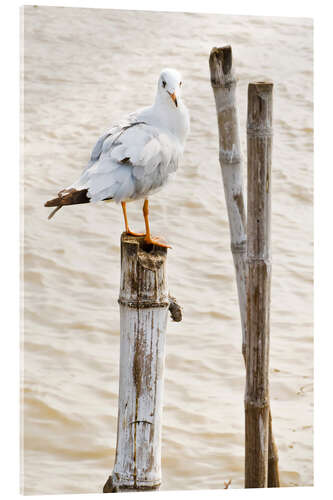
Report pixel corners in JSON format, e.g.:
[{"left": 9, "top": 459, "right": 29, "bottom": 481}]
[
  {"left": 247, "top": 82, "right": 273, "bottom": 134},
  {"left": 209, "top": 45, "right": 236, "bottom": 88},
  {"left": 121, "top": 232, "right": 167, "bottom": 269},
  {"left": 119, "top": 232, "right": 168, "bottom": 307},
  {"left": 249, "top": 81, "right": 273, "bottom": 90}
]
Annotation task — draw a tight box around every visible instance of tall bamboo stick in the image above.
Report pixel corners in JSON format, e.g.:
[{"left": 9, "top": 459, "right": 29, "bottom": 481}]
[
  {"left": 209, "top": 46, "right": 247, "bottom": 358},
  {"left": 245, "top": 82, "right": 273, "bottom": 488},
  {"left": 103, "top": 233, "right": 169, "bottom": 493},
  {"left": 209, "top": 47, "right": 279, "bottom": 487}
]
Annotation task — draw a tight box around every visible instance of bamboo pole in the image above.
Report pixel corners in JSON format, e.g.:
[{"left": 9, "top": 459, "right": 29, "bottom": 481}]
[
  {"left": 209, "top": 47, "right": 279, "bottom": 487},
  {"left": 245, "top": 82, "right": 273, "bottom": 488},
  {"left": 103, "top": 233, "right": 169, "bottom": 493},
  {"left": 209, "top": 46, "right": 247, "bottom": 358}
]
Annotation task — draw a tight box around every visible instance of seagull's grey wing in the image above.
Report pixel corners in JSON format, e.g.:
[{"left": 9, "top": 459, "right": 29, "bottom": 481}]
[
  {"left": 86, "top": 111, "right": 140, "bottom": 165},
  {"left": 71, "top": 122, "right": 182, "bottom": 203},
  {"left": 90, "top": 131, "right": 114, "bottom": 162}
]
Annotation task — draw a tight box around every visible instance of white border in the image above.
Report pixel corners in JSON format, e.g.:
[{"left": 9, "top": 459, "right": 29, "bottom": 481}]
[{"left": 2, "top": 1, "right": 331, "bottom": 499}]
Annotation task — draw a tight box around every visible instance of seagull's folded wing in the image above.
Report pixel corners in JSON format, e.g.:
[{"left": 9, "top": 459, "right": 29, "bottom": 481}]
[{"left": 70, "top": 121, "right": 182, "bottom": 203}]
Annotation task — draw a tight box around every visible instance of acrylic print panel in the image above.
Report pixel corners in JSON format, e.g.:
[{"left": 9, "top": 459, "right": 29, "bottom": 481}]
[{"left": 22, "top": 4, "right": 313, "bottom": 495}]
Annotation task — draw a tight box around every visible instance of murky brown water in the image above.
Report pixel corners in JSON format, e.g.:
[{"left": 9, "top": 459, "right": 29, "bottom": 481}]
[{"left": 22, "top": 5, "right": 313, "bottom": 494}]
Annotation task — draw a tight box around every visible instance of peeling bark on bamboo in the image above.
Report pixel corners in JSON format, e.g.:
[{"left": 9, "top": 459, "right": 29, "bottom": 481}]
[
  {"left": 104, "top": 234, "right": 169, "bottom": 493},
  {"left": 245, "top": 82, "right": 273, "bottom": 488}
]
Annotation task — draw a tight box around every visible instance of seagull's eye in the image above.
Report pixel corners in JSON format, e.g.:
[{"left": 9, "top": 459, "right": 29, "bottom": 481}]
[
  {"left": 162, "top": 80, "right": 166, "bottom": 88},
  {"left": 179, "top": 81, "right": 182, "bottom": 87}
]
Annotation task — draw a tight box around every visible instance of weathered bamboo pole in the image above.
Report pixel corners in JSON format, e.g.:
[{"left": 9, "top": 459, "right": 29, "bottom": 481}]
[
  {"left": 209, "top": 47, "right": 279, "bottom": 487},
  {"left": 103, "top": 233, "right": 169, "bottom": 493},
  {"left": 209, "top": 46, "right": 247, "bottom": 358},
  {"left": 245, "top": 82, "right": 273, "bottom": 488}
]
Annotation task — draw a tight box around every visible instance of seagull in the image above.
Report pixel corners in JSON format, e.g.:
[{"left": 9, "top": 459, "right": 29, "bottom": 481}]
[{"left": 45, "top": 68, "right": 190, "bottom": 248}]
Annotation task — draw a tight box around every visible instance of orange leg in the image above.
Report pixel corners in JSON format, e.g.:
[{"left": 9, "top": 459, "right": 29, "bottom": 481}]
[
  {"left": 121, "top": 202, "right": 144, "bottom": 236},
  {"left": 143, "top": 199, "right": 171, "bottom": 248}
]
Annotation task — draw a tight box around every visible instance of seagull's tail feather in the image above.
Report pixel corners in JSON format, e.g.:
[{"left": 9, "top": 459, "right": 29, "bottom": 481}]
[
  {"left": 44, "top": 188, "right": 90, "bottom": 219},
  {"left": 48, "top": 205, "right": 63, "bottom": 220}
]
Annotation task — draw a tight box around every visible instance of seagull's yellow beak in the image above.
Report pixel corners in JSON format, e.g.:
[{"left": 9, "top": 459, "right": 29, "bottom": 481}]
[{"left": 168, "top": 91, "right": 178, "bottom": 107}]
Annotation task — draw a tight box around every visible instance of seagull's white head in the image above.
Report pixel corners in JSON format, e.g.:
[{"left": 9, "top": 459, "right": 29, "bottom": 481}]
[{"left": 156, "top": 68, "right": 183, "bottom": 108}]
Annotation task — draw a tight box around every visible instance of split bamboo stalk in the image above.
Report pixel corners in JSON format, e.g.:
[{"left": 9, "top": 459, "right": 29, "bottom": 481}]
[
  {"left": 245, "top": 81, "right": 273, "bottom": 488},
  {"left": 209, "top": 47, "right": 279, "bottom": 487},
  {"left": 103, "top": 233, "right": 169, "bottom": 493}
]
